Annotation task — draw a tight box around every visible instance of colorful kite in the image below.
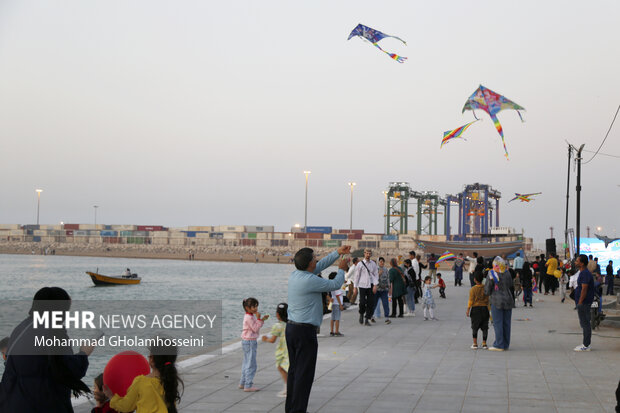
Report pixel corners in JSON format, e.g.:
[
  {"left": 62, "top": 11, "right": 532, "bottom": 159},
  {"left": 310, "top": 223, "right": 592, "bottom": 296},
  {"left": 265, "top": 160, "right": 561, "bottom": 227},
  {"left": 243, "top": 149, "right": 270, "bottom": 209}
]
[
  {"left": 347, "top": 23, "right": 407, "bottom": 63},
  {"left": 462, "top": 85, "right": 525, "bottom": 159},
  {"left": 441, "top": 120, "right": 479, "bottom": 148},
  {"left": 508, "top": 192, "right": 542, "bottom": 203},
  {"left": 436, "top": 251, "right": 455, "bottom": 264}
]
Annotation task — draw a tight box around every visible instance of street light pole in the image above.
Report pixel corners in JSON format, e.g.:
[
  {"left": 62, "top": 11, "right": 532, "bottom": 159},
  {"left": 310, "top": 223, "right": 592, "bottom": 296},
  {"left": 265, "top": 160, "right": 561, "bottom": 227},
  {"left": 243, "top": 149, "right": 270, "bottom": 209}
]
[
  {"left": 576, "top": 144, "right": 585, "bottom": 256},
  {"left": 383, "top": 191, "right": 388, "bottom": 235},
  {"left": 94, "top": 205, "right": 99, "bottom": 226},
  {"left": 564, "top": 144, "right": 572, "bottom": 259},
  {"left": 35, "top": 189, "right": 43, "bottom": 225},
  {"left": 303, "top": 171, "right": 311, "bottom": 232},
  {"left": 347, "top": 182, "right": 356, "bottom": 230}
]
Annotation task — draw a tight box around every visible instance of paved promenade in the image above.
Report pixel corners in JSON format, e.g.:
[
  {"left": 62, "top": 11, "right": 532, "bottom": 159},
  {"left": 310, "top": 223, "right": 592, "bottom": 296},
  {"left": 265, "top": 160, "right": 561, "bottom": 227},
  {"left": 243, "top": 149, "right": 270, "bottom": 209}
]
[{"left": 78, "top": 274, "right": 620, "bottom": 412}]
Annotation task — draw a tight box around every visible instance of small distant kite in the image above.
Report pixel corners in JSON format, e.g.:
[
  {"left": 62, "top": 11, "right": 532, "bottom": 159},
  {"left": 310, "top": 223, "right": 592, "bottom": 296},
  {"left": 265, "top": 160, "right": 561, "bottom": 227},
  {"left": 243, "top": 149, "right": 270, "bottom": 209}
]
[
  {"left": 595, "top": 234, "right": 619, "bottom": 248},
  {"left": 508, "top": 192, "right": 542, "bottom": 203},
  {"left": 462, "top": 85, "right": 525, "bottom": 159},
  {"left": 347, "top": 23, "right": 407, "bottom": 63},
  {"left": 441, "top": 120, "right": 479, "bottom": 148},
  {"left": 436, "top": 251, "right": 455, "bottom": 264}
]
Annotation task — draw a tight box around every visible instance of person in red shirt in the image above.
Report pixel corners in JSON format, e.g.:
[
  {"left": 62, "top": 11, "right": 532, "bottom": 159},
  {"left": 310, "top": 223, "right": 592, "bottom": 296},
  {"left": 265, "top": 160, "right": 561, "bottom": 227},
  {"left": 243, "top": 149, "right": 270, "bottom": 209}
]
[{"left": 437, "top": 273, "right": 447, "bottom": 298}]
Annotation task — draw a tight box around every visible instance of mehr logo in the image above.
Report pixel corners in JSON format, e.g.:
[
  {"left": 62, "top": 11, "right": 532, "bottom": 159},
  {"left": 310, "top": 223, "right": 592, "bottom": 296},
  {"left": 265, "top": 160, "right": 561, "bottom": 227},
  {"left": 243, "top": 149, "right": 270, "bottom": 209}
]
[{"left": 33, "top": 311, "right": 96, "bottom": 329}]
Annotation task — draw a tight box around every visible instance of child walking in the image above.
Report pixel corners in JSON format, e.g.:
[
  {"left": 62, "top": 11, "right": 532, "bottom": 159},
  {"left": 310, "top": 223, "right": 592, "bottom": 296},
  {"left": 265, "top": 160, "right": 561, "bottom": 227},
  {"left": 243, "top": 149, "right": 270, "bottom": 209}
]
[
  {"left": 239, "top": 297, "right": 269, "bottom": 392},
  {"left": 105, "top": 343, "right": 183, "bottom": 413},
  {"left": 466, "top": 272, "right": 490, "bottom": 349},
  {"left": 437, "top": 273, "right": 446, "bottom": 298},
  {"left": 328, "top": 272, "right": 345, "bottom": 336},
  {"left": 261, "top": 303, "right": 289, "bottom": 398},
  {"left": 422, "top": 276, "right": 439, "bottom": 320}
]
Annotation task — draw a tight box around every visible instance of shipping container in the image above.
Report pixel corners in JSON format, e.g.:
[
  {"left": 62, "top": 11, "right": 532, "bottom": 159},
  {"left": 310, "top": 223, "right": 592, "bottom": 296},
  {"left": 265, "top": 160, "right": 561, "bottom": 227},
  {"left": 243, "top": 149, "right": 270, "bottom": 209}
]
[
  {"left": 10, "top": 229, "right": 25, "bottom": 235},
  {"left": 307, "top": 233, "right": 323, "bottom": 239},
  {"left": 305, "top": 240, "right": 322, "bottom": 247},
  {"left": 330, "top": 234, "right": 347, "bottom": 240},
  {"left": 337, "top": 229, "right": 364, "bottom": 234},
  {"left": 127, "top": 237, "right": 146, "bottom": 244},
  {"left": 113, "top": 225, "right": 137, "bottom": 231},
  {"left": 380, "top": 241, "right": 398, "bottom": 249},
  {"left": 240, "top": 239, "right": 256, "bottom": 246},
  {"left": 305, "top": 226, "right": 332, "bottom": 234},
  {"left": 209, "top": 232, "right": 224, "bottom": 239},
  {"left": 0, "top": 224, "right": 21, "bottom": 230},
  {"left": 223, "top": 232, "right": 240, "bottom": 239},
  {"left": 256, "top": 240, "right": 271, "bottom": 248},
  {"left": 245, "top": 225, "right": 275, "bottom": 233},
  {"left": 23, "top": 225, "right": 40, "bottom": 231},
  {"left": 215, "top": 225, "right": 245, "bottom": 232},
  {"left": 188, "top": 226, "right": 213, "bottom": 232},
  {"left": 63, "top": 224, "right": 80, "bottom": 230},
  {"left": 79, "top": 224, "right": 97, "bottom": 230},
  {"left": 323, "top": 240, "right": 341, "bottom": 248},
  {"left": 271, "top": 239, "right": 289, "bottom": 247},
  {"left": 359, "top": 241, "right": 378, "bottom": 249},
  {"left": 272, "top": 233, "right": 283, "bottom": 240},
  {"left": 382, "top": 235, "right": 398, "bottom": 241},
  {"left": 152, "top": 238, "right": 169, "bottom": 245},
  {"left": 137, "top": 225, "right": 166, "bottom": 232},
  {"left": 348, "top": 233, "right": 362, "bottom": 240},
  {"left": 247, "top": 233, "right": 257, "bottom": 239},
  {"left": 33, "top": 230, "right": 46, "bottom": 236},
  {"left": 120, "top": 231, "right": 134, "bottom": 237},
  {"left": 196, "top": 232, "right": 212, "bottom": 239},
  {"left": 74, "top": 230, "right": 89, "bottom": 236},
  {"left": 65, "top": 230, "right": 74, "bottom": 236},
  {"left": 133, "top": 231, "right": 149, "bottom": 237},
  {"left": 256, "top": 233, "right": 268, "bottom": 240},
  {"left": 294, "top": 233, "right": 308, "bottom": 239},
  {"left": 183, "top": 231, "right": 197, "bottom": 238},
  {"left": 151, "top": 231, "right": 169, "bottom": 238},
  {"left": 100, "top": 230, "right": 119, "bottom": 237},
  {"left": 362, "top": 234, "right": 381, "bottom": 241},
  {"left": 32, "top": 236, "right": 41, "bottom": 242},
  {"left": 103, "top": 237, "right": 121, "bottom": 244}
]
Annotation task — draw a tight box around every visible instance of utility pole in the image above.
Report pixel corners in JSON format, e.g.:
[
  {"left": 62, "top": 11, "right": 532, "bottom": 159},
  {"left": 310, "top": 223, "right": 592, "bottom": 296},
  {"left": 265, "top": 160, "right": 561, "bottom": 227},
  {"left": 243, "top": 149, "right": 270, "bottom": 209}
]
[
  {"left": 550, "top": 226, "right": 553, "bottom": 238},
  {"left": 564, "top": 144, "right": 572, "bottom": 259},
  {"left": 576, "top": 144, "right": 585, "bottom": 256},
  {"left": 587, "top": 226, "right": 590, "bottom": 238}
]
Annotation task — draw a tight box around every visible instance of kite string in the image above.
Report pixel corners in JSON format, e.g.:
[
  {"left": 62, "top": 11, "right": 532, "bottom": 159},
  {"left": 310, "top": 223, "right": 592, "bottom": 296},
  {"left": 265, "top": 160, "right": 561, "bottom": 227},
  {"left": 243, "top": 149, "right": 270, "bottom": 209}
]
[{"left": 582, "top": 104, "right": 620, "bottom": 164}]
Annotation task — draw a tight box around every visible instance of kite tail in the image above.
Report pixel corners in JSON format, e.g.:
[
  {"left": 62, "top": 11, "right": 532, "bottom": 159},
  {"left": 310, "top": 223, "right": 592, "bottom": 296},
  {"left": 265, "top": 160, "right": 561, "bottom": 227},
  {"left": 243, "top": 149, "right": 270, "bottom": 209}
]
[
  {"left": 372, "top": 42, "right": 407, "bottom": 63},
  {"left": 517, "top": 110, "right": 525, "bottom": 122},
  {"left": 490, "top": 114, "right": 509, "bottom": 160}
]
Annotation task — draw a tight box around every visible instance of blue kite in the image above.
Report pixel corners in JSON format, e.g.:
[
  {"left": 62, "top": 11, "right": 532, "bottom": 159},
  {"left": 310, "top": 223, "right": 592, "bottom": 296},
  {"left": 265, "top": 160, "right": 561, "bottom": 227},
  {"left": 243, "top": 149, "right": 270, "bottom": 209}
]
[{"left": 347, "top": 23, "right": 407, "bottom": 63}]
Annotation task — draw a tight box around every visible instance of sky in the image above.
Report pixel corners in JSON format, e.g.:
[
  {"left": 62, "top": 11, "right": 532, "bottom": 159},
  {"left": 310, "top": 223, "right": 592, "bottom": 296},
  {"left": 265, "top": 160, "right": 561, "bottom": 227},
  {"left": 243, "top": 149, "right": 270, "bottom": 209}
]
[{"left": 1, "top": 0, "right": 619, "bottom": 244}]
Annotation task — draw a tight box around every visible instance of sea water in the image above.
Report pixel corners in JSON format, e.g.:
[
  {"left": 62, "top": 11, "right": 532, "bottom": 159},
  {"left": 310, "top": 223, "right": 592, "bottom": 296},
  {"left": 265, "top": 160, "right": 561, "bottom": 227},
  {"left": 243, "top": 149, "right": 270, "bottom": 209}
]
[{"left": 0, "top": 253, "right": 294, "bottom": 387}]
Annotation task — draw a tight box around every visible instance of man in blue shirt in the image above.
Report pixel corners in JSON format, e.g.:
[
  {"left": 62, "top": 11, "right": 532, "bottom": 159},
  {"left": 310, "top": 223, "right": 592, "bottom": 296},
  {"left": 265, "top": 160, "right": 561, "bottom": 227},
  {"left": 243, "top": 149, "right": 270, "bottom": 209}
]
[
  {"left": 286, "top": 245, "right": 350, "bottom": 413},
  {"left": 574, "top": 254, "right": 595, "bottom": 352}
]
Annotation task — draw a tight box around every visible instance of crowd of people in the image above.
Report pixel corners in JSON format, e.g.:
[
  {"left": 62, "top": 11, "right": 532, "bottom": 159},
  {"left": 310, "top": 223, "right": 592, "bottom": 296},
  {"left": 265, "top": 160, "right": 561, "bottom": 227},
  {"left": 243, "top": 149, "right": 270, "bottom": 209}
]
[{"left": 0, "top": 246, "right": 617, "bottom": 413}]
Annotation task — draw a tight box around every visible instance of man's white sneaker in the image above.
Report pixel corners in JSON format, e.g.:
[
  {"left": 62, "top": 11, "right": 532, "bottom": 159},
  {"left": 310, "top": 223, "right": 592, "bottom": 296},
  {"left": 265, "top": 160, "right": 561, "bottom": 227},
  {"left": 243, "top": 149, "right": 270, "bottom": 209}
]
[{"left": 574, "top": 345, "right": 591, "bottom": 352}]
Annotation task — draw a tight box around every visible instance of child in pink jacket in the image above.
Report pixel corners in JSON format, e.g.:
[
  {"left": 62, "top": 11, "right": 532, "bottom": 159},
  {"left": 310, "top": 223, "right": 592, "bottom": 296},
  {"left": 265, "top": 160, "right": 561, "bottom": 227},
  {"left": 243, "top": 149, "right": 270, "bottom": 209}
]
[{"left": 239, "top": 297, "right": 269, "bottom": 392}]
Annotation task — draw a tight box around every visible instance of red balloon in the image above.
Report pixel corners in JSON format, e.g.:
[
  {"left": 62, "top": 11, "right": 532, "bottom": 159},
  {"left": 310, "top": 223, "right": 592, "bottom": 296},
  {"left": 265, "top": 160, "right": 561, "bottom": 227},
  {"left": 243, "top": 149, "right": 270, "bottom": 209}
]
[{"left": 103, "top": 351, "right": 150, "bottom": 397}]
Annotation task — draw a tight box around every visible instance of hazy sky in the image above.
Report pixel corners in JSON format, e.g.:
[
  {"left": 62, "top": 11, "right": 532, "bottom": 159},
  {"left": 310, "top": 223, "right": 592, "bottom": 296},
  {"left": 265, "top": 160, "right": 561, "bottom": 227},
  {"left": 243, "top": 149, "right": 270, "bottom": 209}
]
[{"left": 1, "top": 0, "right": 619, "bottom": 244}]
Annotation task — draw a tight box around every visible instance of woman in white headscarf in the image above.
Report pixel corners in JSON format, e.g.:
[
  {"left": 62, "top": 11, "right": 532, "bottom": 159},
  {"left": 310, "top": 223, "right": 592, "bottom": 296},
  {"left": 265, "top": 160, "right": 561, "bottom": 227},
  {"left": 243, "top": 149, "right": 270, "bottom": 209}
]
[{"left": 484, "top": 257, "right": 514, "bottom": 351}]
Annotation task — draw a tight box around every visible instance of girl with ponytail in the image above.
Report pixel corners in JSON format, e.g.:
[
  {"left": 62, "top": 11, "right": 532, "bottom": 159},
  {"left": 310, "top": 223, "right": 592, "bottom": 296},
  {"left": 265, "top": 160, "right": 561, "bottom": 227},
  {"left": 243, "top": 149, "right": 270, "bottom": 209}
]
[{"left": 106, "top": 342, "right": 183, "bottom": 413}]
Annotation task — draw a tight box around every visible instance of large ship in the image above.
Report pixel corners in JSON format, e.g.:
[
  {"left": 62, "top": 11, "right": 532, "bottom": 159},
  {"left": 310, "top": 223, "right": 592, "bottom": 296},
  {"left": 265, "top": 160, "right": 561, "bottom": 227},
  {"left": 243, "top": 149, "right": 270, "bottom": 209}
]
[{"left": 418, "top": 237, "right": 524, "bottom": 257}]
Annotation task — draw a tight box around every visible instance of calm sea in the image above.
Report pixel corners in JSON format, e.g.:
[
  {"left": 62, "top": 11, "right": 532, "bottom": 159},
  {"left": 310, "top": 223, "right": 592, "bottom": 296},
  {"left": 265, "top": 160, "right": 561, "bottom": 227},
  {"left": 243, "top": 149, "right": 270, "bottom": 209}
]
[{"left": 0, "top": 253, "right": 296, "bottom": 388}]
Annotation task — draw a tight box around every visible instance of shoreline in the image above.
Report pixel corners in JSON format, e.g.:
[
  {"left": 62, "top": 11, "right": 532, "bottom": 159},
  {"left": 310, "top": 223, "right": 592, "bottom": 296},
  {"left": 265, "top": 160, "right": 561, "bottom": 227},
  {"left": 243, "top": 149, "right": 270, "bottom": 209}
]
[{"left": 0, "top": 242, "right": 419, "bottom": 265}]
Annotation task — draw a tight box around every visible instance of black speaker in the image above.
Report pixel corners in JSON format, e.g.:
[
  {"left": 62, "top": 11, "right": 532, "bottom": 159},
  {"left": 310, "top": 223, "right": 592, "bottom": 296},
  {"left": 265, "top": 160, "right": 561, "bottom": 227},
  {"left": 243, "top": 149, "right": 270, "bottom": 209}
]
[{"left": 545, "top": 238, "right": 557, "bottom": 256}]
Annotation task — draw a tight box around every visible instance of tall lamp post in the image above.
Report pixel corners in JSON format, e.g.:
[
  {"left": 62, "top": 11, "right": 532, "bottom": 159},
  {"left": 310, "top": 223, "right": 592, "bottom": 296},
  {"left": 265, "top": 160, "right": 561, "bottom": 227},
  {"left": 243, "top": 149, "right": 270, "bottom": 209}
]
[
  {"left": 303, "top": 171, "right": 311, "bottom": 232},
  {"left": 347, "top": 182, "right": 356, "bottom": 231},
  {"left": 35, "top": 189, "right": 43, "bottom": 225},
  {"left": 383, "top": 191, "right": 388, "bottom": 234},
  {"left": 576, "top": 144, "right": 585, "bottom": 255},
  {"left": 94, "top": 205, "right": 99, "bottom": 226}
]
